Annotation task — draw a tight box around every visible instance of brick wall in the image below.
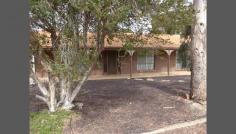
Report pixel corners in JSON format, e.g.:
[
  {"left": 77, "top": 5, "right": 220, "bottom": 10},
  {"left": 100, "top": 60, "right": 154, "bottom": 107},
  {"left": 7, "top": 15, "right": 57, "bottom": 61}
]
[
  {"left": 35, "top": 50, "right": 177, "bottom": 77},
  {"left": 118, "top": 50, "right": 177, "bottom": 74},
  {"left": 155, "top": 51, "right": 176, "bottom": 72},
  {"left": 91, "top": 54, "right": 104, "bottom": 75},
  {"left": 119, "top": 52, "right": 137, "bottom": 74}
]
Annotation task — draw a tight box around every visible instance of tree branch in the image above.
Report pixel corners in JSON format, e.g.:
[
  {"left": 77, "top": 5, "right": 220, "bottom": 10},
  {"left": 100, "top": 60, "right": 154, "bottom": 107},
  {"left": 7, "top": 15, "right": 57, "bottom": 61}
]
[
  {"left": 70, "top": 66, "right": 93, "bottom": 102},
  {"left": 36, "top": 94, "right": 49, "bottom": 106},
  {"left": 30, "top": 68, "right": 49, "bottom": 97}
]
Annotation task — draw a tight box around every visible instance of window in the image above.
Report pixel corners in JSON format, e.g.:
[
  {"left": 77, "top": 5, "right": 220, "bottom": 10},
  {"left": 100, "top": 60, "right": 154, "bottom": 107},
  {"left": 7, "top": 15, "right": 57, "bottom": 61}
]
[
  {"left": 137, "top": 50, "right": 154, "bottom": 71},
  {"left": 176, "top": 51, "right": 182, "bottom": 69}
]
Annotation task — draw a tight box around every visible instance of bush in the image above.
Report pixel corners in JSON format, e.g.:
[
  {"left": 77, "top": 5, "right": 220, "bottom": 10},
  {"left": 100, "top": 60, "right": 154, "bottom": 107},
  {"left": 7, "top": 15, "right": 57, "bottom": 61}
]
[{"left": 30, "top": 110, "right": 73, "bottom": 134}]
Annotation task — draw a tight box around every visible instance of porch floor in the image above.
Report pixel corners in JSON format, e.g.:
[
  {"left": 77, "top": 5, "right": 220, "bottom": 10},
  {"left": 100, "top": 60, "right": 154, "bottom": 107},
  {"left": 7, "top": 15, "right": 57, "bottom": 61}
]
[{"left": 88, "top": 70, "right": 190, "bottom": 80}]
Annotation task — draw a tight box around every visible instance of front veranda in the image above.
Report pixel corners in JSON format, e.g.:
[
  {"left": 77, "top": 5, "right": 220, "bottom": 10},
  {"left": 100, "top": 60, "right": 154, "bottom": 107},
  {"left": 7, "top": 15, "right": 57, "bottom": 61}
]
[{"left": 91, "top": 49, "right": 179, "bottom": 76}]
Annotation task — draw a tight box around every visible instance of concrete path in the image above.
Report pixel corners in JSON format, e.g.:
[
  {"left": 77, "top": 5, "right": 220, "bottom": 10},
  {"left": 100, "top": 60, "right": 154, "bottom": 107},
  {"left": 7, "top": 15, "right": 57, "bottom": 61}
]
[{"left": 88, "top": 71, "right": 190, "bottom": 80}]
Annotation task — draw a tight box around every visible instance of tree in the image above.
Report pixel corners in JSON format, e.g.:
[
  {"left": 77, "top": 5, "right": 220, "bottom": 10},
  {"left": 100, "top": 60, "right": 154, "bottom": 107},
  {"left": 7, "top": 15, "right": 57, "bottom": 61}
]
[
  {"left": 29, "top": 0, "right": 148, "bottom": 112},
  {"left": 29, "top": 0, "right": 96, "bottom": 112},
  {"left": 177, "top": 42, "right": 191, "bottom": 69},
  {"left": 151, "top": 0, "right": 194, "bottom": 35},
  {"left": 190, "top": 0, "right": 207, "bottom": 103}
]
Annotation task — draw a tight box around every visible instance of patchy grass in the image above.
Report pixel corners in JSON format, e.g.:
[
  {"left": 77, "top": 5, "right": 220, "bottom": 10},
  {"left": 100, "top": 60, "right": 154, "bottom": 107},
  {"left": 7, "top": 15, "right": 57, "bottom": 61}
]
[{"left": 30, "top": 110, "right": 74, "bottom": 134}]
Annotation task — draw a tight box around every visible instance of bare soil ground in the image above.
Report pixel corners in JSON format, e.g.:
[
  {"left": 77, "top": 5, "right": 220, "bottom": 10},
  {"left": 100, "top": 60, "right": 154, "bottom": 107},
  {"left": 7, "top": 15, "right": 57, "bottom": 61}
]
[
  {"left": 162, "top": 123, "right": 206, "bottom": 134},
  {"left": 29, "top": 75, "right": 206, "bottom": 134},
  {"left": 29, "top": 85, "right": 48, "bottom": 112}
]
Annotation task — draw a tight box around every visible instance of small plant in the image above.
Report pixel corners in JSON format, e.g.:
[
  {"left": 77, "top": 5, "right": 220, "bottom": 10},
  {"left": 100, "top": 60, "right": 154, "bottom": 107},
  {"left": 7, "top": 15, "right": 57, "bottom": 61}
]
[{"left": 30, "top": 110, "right": 74, "bottom": 134}]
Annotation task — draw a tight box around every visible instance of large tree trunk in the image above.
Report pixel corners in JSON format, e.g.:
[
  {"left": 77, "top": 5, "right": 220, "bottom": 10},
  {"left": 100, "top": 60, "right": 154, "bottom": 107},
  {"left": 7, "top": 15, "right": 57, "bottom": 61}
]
[
  {"left": 60, "top": 77, "right": 74, "bottom": 110},
  {"left": 54, "top": 66, "right": 93, "bottom": 111},
  {"left": 48, "top": 73, "right": 57, "bottom": 112},
  {"left": 190, "top": 0, "right": 207, "bottom": 103}
]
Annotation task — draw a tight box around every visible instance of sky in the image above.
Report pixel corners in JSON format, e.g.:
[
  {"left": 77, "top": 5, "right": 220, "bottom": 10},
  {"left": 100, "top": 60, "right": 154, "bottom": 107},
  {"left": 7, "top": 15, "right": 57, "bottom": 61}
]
[{"left": 130, "top": 15, "right": 152, "bottom": 34}]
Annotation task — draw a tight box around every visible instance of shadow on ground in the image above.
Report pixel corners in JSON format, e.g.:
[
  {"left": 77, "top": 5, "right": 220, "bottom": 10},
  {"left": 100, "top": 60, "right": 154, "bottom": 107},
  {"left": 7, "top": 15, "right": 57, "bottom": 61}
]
[{"left": 61, "top": 75, "right": 205, "bottom": 134}]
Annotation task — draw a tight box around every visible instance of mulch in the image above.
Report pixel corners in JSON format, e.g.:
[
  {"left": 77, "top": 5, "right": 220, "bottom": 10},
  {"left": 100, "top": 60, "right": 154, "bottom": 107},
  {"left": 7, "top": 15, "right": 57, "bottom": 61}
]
[
  {"left": 29, "top": 75, "right": 206, "bottom": 134},
  {"left": 63, "top": 75, "right": 205, "bottom": 134}
]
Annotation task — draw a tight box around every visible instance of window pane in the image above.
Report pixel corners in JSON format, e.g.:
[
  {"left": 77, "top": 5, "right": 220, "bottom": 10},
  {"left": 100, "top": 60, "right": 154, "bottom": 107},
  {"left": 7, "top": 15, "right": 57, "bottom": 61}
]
[{"left": 137, "top": 50, "right": 154, "bottom": 70}]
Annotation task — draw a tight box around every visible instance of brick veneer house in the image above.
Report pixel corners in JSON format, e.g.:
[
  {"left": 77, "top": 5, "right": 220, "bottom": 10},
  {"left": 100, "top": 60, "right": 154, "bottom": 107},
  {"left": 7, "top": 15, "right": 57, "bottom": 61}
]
[
  {"left": 89, "top": 33, "right": 182, "bottom": 76},
  {"left": 32, "top": 32, "right": 182, "bottom": 78}
]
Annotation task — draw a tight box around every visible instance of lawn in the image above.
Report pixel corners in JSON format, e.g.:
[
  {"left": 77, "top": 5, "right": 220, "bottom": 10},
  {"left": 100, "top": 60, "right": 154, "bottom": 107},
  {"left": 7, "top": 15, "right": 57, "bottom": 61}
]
[{"left": 30, "top": 110, "right": 74, "bottom": 134}]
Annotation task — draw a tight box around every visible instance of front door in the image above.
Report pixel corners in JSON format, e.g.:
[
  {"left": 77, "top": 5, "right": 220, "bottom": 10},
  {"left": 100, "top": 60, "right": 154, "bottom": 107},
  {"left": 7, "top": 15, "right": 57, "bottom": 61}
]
[{"left": 106, "top": 50, "right": 118, "bottom": 74}]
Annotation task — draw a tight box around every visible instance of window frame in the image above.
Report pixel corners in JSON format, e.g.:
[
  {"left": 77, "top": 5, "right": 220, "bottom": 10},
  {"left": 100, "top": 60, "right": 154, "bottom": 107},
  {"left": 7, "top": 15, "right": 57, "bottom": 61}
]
[{"left": 137, "top": 50, "right": 155, "bottom": 71}]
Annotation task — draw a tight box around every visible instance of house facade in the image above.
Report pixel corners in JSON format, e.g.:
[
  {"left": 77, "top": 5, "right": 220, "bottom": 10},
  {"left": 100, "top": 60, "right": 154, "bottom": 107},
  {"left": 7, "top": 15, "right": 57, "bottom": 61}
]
[
  {"left": 91, "top": 48, "right": 177, "bottom": 75},
  {"left": 31, "top": 32, "right": 182, "bottom": 78},
  {"left": 88, "top": 33, "right": 182, "bottom": 76}
]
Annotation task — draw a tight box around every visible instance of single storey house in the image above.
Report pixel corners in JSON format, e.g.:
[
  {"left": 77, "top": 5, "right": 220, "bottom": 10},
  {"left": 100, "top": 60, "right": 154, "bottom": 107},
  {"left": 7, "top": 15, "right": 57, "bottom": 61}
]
[
  {"left": 31, "top": 31, "right": 183, "bottom": 78},
  {"left": 86, "top": 33, "right": 182, "bottom": 76}
]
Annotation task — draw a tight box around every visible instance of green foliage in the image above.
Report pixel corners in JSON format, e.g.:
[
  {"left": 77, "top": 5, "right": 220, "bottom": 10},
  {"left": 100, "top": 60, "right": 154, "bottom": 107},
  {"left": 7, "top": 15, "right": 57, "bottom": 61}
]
[
  {"left": 151, "top": 0, "right": 194, "bottom": 35},
  {"left": 29, "top": 0, "right": 196, "bottom": 112},
  {"left": 30, "top": 110, "right": 73, "bottom": 134},
  {"left": 29, "top": 0, "right": 193, "bottom": 76},
  {"left": 30, "top": 0, "right": 98, "bottom": 81},
  {"left": 30, "top": 0, "right": 52, "bottom": 18},
  {"left": 119, "top": 33, "right": 145, "bottom": 51},
  {"left": 46, "top": 39, "right": 97, "bottom": 81},
  {"left": 30, "top": 0, "right": 79, "bottom": 33},
  {"left": 177, "top": 42, "right": 191, "bottom": 68},
  {"left": 122, "top": 41, "right": 135, "bottom": 51}
]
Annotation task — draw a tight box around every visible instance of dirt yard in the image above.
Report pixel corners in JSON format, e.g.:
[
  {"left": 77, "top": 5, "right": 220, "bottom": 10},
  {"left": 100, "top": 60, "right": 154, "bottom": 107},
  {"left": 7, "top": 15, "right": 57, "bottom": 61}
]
[{"left": 30, "top": 75, "right": 206, "bottom": 134}]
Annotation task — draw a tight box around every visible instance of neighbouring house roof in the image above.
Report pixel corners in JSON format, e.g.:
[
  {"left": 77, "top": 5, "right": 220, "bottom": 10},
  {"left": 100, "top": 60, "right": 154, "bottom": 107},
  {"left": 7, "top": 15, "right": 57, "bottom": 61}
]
[{"left": 36, "top": 31, "right": 183, "bottom": 50}]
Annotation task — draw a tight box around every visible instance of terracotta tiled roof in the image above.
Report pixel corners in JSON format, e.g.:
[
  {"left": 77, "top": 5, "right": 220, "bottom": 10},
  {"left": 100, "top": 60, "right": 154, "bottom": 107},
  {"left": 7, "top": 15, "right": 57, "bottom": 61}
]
[
  {"left": 37, "top": 31, "right": 182, "bottom": 50},
  {"left": 37, "top": 31, "right": 53, "bottom": 48}
]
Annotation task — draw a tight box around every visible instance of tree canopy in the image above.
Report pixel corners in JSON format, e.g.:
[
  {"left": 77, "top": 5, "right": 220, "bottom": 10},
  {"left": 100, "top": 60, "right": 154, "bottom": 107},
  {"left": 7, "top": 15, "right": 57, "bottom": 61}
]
[
  {"left": 151, "top": 0, "right": 194, "bottom": 35},
  {"left": 29, "top": 0, "right": 195, "bottom": 112}
]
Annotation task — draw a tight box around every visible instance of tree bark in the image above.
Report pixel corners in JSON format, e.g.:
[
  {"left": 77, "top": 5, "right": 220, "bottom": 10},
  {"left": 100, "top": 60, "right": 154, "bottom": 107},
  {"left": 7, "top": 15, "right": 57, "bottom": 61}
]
[
  {"left": 83, "top": 11, "right": 90, "bottom": 49},
  {"left": 70, "top": 66, "right": 93, "bottom": 103},
  {"left": 30, "top": 69, "right": 49, "bottom": 97},
  {"left": 57, "top": 64, "right": 94, "bottom": 110},
  {"left": 60, "top": 78, "right": 74, "bottom": 110},
  {"left": 190, "top": 0, "right": 207, "bottom": 102},
  {"left": 48, "top": 73, "right": 57, "bottom": 112},
  {"left": 57, "top": 77, "right": 67, "bottom": 107}
]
